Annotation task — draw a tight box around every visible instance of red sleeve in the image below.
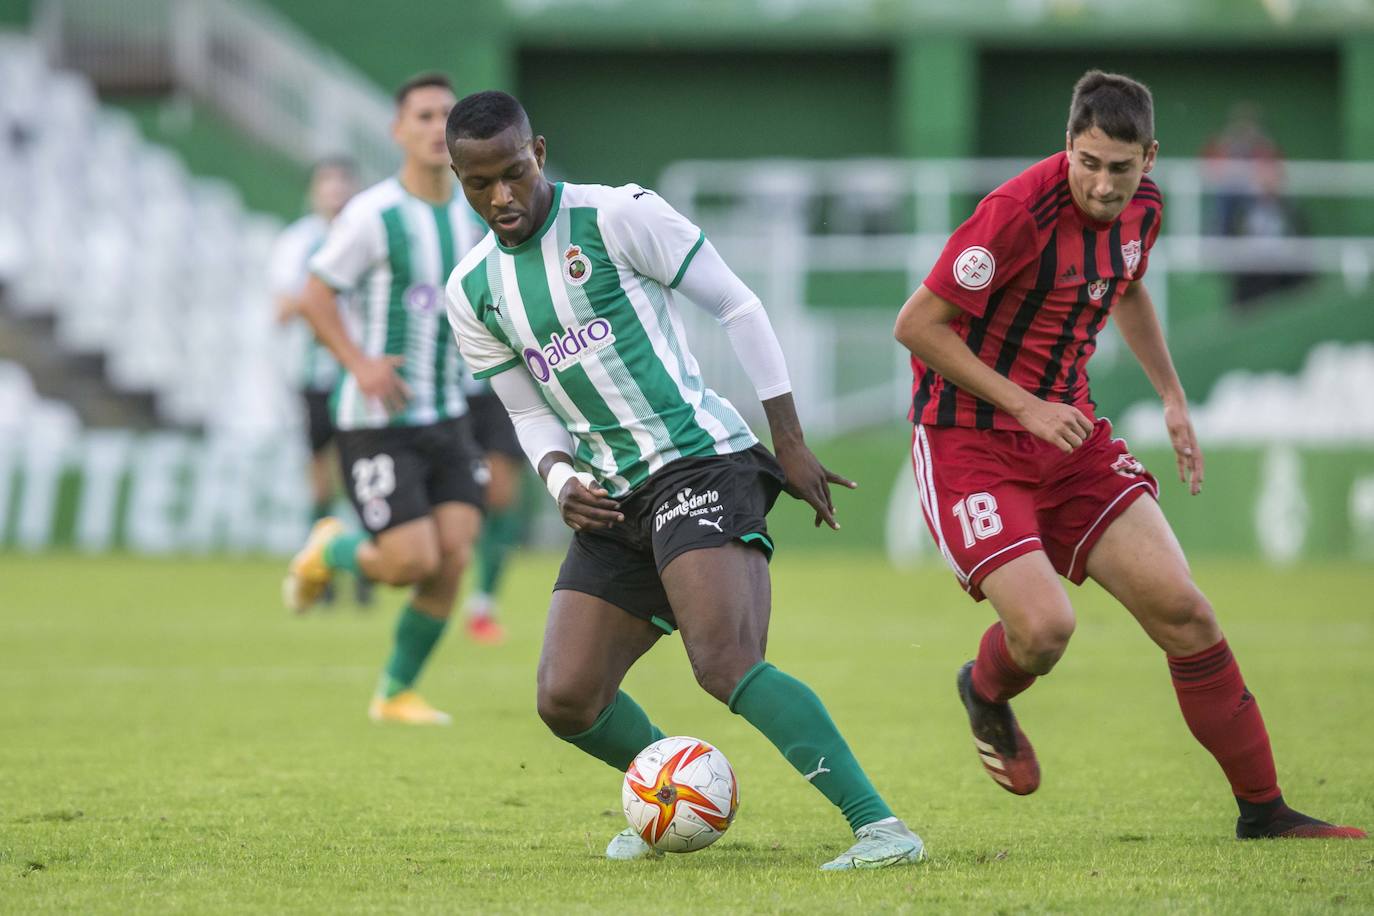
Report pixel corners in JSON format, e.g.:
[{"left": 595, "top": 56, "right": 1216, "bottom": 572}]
[
  {"left": 923, "top": 194, "right": 1039, "bottom": 318},
  {"left": 1133, "top": 201, "right": 1164, "bottom": 282}
]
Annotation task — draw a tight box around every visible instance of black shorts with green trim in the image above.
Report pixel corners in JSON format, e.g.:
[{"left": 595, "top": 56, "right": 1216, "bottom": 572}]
[{"left": 553, "top": 444, "right": 785, "bottom": 633}]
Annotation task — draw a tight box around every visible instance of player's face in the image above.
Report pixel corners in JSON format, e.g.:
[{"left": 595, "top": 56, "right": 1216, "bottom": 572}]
[
  {"left": 450, "top": 125, "right": 549, "bottom": 245},
  {"left": 310, "top": 166, "right": 357, "bottom": 221},
  {"left": 393, "top": 86, "right": 458, "bottom": 170},
  {"left": 1066, "top": 127, "right": 1158, "bottom": 223}
]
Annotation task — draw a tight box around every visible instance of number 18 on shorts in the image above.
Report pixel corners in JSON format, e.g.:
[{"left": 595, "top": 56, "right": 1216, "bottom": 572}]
[{"left": 910, "top": 419, "right": 1159, "bottom": 601}]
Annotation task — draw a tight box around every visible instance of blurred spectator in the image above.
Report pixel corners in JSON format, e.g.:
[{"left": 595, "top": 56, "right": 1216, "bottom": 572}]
[
  {"left": 1226, "top": 159, "right": 1310, "bottom": 308},
  {"left": 1203, "top": 104, "right": 1308, "bottom": 310},
  {"left": 1202, "top": 102, "right": 1282, "bottom": 236}
]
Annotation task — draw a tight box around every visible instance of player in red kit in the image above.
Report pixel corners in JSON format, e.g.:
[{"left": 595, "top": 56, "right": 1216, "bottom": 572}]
[{"left": 894, "top": 70, "right": 1364, "bottom": 840}]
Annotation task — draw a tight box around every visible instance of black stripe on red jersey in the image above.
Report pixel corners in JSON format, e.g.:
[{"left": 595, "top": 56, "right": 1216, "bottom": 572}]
[
  {"left": 1035, "top": 193, "right": 1071, "bottom": 229},
  {"left": 1060, "top": 219, "right": 1130, "bottom": 403},
  {"left": 1033, "top": 184, "right": 1071, "bottom": 228},
  {"left": 950, "top": 286, "right": 1013, "bottom": 425},
  {"left": 975, "top": 230, "right": 1060, "bottom": 428},
  {"left": 1035, "top": 227, "right": 1098, "bottom": 400},
  {"left": 1031, "top": 180, "right": 1068, "bottom": 215},
  {"left": 911, "top": 366, "right": 936, "bottom": 423}
]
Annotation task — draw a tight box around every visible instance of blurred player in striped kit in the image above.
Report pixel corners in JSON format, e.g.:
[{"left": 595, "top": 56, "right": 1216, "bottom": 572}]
[
  {"left": 270, "top": 156, "right": 372, "bottom": 608},
  {"left": 283, "top": 73, "right": 487, "bottom": 726},
  {"left": 458, "top": 369, "right": 529, "bottom": 645}
]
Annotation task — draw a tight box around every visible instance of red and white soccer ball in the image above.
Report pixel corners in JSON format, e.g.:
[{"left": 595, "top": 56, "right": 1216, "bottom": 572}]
[{"left": 622, "top": 736, "right": 738, "bottom": 853}]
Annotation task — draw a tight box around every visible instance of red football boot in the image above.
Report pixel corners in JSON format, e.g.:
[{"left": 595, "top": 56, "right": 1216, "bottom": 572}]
[
  {"left": 1236, "top": 797, "right": 1367, "bottom": 839},
  {"left": 957, "top": 661, "right": 1041, "bottom": 795}
]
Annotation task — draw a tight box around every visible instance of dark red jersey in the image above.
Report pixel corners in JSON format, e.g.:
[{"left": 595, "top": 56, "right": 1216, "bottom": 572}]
[{"left": 911, "top": 152, "right": 1163, "bottom": 431}]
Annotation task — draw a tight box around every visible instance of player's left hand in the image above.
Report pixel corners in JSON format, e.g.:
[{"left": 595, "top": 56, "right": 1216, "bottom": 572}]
[
  {"left": 774, "top": 441, "right": 857, "bottom": 530},
  {"left": 1164, "top": 399, "right": 1204, "bottom": 495}
]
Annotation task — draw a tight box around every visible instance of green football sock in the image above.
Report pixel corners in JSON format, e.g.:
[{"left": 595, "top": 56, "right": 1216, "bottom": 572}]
[
  {"left": 380, "top": 604, "right": 447, "bottom": 698},
  {"left": 730, "top": 661, "right": 894, "bottom": 833},
  {"left": 476, "top": 508, "right": 522, "bottom": 597},
  {"left": 323, "top": 530, "right": 366, "bottom": 576},
  {"left": 559, "top": 690, "right": 665, "bottom": 771}
]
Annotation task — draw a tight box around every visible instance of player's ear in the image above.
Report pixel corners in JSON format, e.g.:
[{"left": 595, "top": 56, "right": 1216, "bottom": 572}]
[
  {"left": 1064, "top": 130, "right": 1073, "bottom": 154},
  {"left": 1142, "top": 140, "right": 1159, "bottom": 173},
  {"left": 533, "top": 135, "right": 547, "bottom": 171}
]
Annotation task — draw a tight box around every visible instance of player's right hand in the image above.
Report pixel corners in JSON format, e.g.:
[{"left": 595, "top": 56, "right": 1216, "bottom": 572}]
[
  {"left": 557, "top": 479, "right": 624, "bottom": 531},
  {"left": 1017, "top": 398, "right": 1094, "bottom": 453},
  {"left": 354, "top": 355, "right": 412, "bottom": 413}
]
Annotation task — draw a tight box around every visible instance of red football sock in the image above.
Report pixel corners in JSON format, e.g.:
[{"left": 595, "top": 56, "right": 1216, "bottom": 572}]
[
  {"left": 971, "top": 622, "right": 1037, "bottom": 703},
  {"left": 1168, "top": 638, "right": 1281, "bottom": 803}
]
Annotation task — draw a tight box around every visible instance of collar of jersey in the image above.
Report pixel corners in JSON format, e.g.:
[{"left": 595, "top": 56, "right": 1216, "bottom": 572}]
[
  {"left": 393, "top": 174, "right": 457, "bottom": 209},
  {"left": 496, "top": 182, "right": 564, "bottom": 255}
]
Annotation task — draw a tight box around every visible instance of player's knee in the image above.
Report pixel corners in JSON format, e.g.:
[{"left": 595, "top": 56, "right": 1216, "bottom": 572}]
[
  {"left": 535, "top": 679, "right": 601, "bottom": 736},
  {"left": 1147, "top": 585, "right": 1220, "bottom": 653},
  {"left": 377, "top": 548, "right": 440, "bottom": 586},
  {"left": 1013, "top": 614, "right": 1075, "bottom": 673},
  {"left": 687, "top": 648, "right": 758, "bottom": 705}
]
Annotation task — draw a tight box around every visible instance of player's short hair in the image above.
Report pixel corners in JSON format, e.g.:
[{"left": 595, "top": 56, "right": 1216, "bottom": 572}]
[
  {"left": 311, "top": 155, "right": 357, "bottom": 178},
  {"left": 1067, "top": 70, "right": 1155, "bottom": 149},
  {"left": 446, "top": 90, "right": 530, "bottom": 146},
  {"left": 394, "top": 71, "right": 453, "bottom": 108}
]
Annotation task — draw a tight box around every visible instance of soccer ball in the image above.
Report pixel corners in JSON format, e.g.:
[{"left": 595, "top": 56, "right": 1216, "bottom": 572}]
[{"left": 622, "top": 736, "right": 738, "bottom": 853}]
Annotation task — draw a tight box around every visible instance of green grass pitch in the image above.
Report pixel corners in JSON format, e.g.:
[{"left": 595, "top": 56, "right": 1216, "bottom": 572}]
[{"left": 2, "top": 553, "right": 1371, "bottom": 913}]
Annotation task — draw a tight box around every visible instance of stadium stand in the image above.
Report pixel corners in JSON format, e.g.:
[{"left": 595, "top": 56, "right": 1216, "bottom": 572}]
[
  {"left": 0, "top": 33, "right": 289, "bottom": 435},
  {"left": 1122, "top": 342, "right": 1374, "bottom": 446}
]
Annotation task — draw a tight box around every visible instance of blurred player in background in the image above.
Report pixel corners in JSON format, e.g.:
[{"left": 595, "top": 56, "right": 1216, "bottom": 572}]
[
  {"left": 445, "top": 91, "right": 926, "bottom": 870},
  {"left": 283, "top": 73, "right": 487, "bottom": 726},
  {"left": 458, "top": 369, "right": 527, "bottom": 645},
  {"left": 894, "top": 70, "right": 1364, "bottom": 840},
  {"left": 269, "top": 156, "right": 372, "bottom": 608}
]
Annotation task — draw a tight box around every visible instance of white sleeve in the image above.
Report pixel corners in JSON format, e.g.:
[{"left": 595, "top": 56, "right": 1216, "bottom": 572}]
[
  {"left": 267, "top": 226, "right": 308, "bottom": 297},
  {"left": 488, "top": 366, "right": 576, "bottom": 473},
  {"left": 446, "top": 270, "right": 522, "bottom": 380},
  {"left": 309, "top": 200, "right": 381, "bottom": 292},
  {"left": 596, "top": 185, "right": 706, "bottom": 289},
  {"left": 672, "top": 239, "right": 793, "bottom": 400}
]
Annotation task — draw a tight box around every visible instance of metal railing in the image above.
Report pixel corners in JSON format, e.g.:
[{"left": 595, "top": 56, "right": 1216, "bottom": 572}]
[
  {"left": 658, "top": 157, "right": 1374, "bottom": 436},
  {"left": 37, "top": 0, "right": 397, "bottom": 179}
]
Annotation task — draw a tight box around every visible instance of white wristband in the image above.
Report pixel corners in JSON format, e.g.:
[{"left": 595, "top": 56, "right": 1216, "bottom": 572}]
[{"left": 545, "top": 462, "right": 596, "bottom": 501}]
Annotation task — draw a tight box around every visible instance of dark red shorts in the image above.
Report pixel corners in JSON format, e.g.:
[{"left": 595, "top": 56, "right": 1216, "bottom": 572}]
[{"left": 910, "top": 418, "right": 1158, "bottom": 601}]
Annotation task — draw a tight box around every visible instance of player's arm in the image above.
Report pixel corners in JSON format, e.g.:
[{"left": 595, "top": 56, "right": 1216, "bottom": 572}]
[
  {"left": 893, "top": 286, "right": 1093, "bottom": 452},
  {"left": 673, "top": 240, "right": 855, "bottom": 530},
  {"left": 446, "top": 277, "right": 621, "bottom": 530},
  {"left": 486, "top": 370, "right": 623, "bottom": 531},
  {"left": 1113, "top": 280, "right": 1203, "bottom": 494},
  {"left": 298, "top": 274, "right": 410, "bottom": 413},
  {"left": 894, "top": 192, "right": 1093, "bottom": 452}
]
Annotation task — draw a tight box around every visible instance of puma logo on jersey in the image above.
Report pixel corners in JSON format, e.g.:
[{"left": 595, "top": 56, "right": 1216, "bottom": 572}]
[
  {"left": 632, "top": 189, "right": 654, "bottom": 199},
  {"left": 484, "top": 299, "right": 502, "bottom": 317},
  {"left": 698, "top": 517, "right": 724, "bottom": 533},
  {"left": 803, "top": 757, "right": 831, "bottom": 782}
]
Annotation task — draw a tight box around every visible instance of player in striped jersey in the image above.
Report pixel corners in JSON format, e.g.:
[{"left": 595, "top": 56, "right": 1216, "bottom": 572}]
[
  {"left": 282, "top": 73, "right": 488, "bottom": 726},
  {"left": 269, "top": 156, "right": 371, "bottom": 608},
  {"left": 895, "top": 71, "right": 1363, "bottom": 839},
  {"left": 444, "top": 91, "right": 925, "bottom": 870}
]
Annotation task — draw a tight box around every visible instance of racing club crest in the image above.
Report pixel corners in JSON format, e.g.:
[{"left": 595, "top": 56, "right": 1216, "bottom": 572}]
[
  {"left": 563, "top": 245, "right": 592, "bottom": 287},
  {"left": 1121, "top": 239, "right": 1142, "bottom": 278}
]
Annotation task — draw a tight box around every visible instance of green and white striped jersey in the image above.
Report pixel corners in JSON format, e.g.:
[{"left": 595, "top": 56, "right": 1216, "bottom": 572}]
[
  {"left": 310, "top": 177, "right": 484, "bottom": 431},
  {"left": 446, "top": 182, "right": 757, "bottom": 498},
  {"left": 270, "top": 214, "right": 342, "bottom": 392}
]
